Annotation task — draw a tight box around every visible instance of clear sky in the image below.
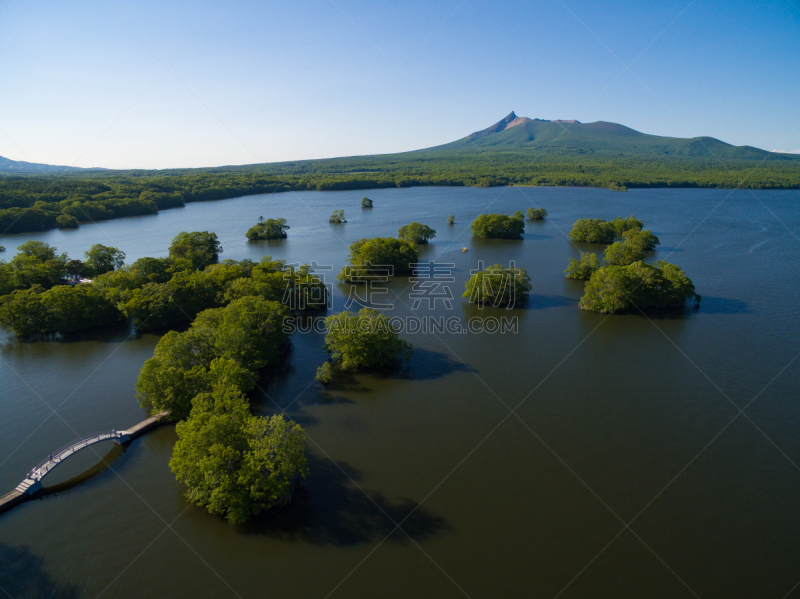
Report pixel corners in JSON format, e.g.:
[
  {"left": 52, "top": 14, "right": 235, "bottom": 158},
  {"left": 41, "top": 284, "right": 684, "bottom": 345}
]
[{"left": 1, "top": 0, "right": 798, "bottom": 169}]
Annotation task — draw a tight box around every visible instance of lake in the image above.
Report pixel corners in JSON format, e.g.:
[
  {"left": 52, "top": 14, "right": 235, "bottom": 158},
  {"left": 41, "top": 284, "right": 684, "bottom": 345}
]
[{"left": 1, "top": 185, "right": 799, "bottom": 598}]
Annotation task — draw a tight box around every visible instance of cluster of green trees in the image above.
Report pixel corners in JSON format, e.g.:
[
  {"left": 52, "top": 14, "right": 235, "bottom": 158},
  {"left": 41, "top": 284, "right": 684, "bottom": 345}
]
[
  {"left": 568, "top": 215, "right": 643, "bottom": 243},
  {"left": 564, "top": 214, "right": 699, "bottom": 313},
  {"left": 463, "top": 263, "right": 532, "bottom": 307},
  {"left": 0, "top": 233, "right": 327, "bottom": 338},
  {"left": 337, "top": 238, "right": 419, "bottom": 282},
  {"left": 527, "top": 207, "right": 547, "bottom": 220},
  {"left": 246, "top": 217, "right": 289, "bottom": 241},
  {"left": 398, "top": 222, "right": 436, "bottom": 244},
  {"left": 580, "top": 261, "right": 700, "bottom": 313},
  {"left": 329, "top": 209, "right": 346, "bottom": 223},
  {"left": 470, "top": 214, "right": 525, "bottom": 239},
  {"left": 447, "top": 215, "right": 455, "bottom": 225},
  {"left": 319, "top": 308, "right": 413, "bottom": 377},
  {"left": 135, "top": 296, "right": 308, "bottom": 523},
  {"left": 361, "top": 197, "right": 373, "bottom": 208},
  {"left": 566, "top": 216, "right": 661, "bottom": 280}
]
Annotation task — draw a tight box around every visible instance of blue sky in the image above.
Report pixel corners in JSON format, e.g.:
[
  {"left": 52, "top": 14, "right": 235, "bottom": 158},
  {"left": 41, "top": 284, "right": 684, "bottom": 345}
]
[{"left": 1, "top": 0, "right": 798, "bottom": 169}]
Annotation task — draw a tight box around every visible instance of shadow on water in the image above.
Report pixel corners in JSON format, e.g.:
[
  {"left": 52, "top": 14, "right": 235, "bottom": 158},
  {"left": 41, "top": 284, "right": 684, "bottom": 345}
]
[
  {"left": 40, "top": 444, "right": 124, "bottom": 496},
  {"left": 240, "top": 455, "right": 449, "bottom": 546},
  {"left": 0, "top": 543, "right": 80, "bottom": 598},
  {"left": 696, "top": 296, "right": 753, "bottom": 314},
  {"left": 397, "top": 347, "right": 473, "bottom": 380}
]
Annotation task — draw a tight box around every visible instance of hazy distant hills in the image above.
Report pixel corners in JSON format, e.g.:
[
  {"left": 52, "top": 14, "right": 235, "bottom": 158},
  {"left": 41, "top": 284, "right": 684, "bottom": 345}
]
[
  {"left": 1, "top": 112, "right": 798, "bottom": 174},
  {"left": 427, "top": 111, "right": 800, "bottom": 161},
  {"left": 0, "top": 155, "right": 94, "bottom": 173}
]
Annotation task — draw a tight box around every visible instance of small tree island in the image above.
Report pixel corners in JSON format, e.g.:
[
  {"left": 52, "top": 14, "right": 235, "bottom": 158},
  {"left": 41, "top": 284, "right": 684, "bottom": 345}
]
[
  {"left": 337, "top": 237, "right": 419, "bottom": 282},
  {"left": 398, "top": 222, "right": 436, "bottom": 244},
  {"left": 321, "top": 308, "right": 413, "bottom": 372},
  {"left": 447, "top": 215, "right": 455, "bottom": 225},
  {"left": 463, "top": 263, "right": 531, "bottom": 307},
  {"left": 329, "top": 209, "right": 347, "bottom": 223},
  {"left": 527, "top": 207, "right": 547, "bottom": 220},
  {"left": 246, "top": 217, "right": 289, "bottom": 241},
  {"left": 580, "top": 260, "right": 700, "bottom": 313},
  {"left": 361, "top": 197, "right": 373, "bottom": 208},
  {"left": 470, "top": 214, "right": 525, "bottom": 239},
  {"left": 568, "top": 215, "right": 643, "bottom": 244}
]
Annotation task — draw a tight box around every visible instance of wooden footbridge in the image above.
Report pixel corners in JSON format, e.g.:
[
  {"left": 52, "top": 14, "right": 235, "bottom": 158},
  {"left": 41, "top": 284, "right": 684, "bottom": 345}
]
[{"left": 0, "top": 411, "right": 169, "bottom": 515}]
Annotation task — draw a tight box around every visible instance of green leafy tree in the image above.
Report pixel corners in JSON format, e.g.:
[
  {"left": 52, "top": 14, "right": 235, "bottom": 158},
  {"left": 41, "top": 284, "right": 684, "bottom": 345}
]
[
  {"left": 398, "top": 222, "right": 436, "bottom": 244},
  {"left": 463, "top": 263, "right": 531, "bottom": 307},
  {"left": 170, "top": 382, "right": 308, "bottom": 524},
  {"left": 623, "top": 228, "right": 660, "bottom": 251},
  {"left": 169, "top": 231, "right": 222, "bottom": 271},
  {"left": 65, "top": 259, "right": 85, "bottom": 281},
  {"left": 526, "top": 207, "right": 547, "bottom": 220},
  {"left": 512, "top": 210, "right": 524, "bottom": 220},
  {"left": 323, "top": 308, "right": 413, "bottom": 370},
  {"left": 361, "top": 197, "right": 373, "bottom": 208},
  {"left": 565, "top": 252, "right": 600, "bottom": 280},
  {"left": 136, "top": 324, "right": 253, "bottom": 419},
  {"left": 338, "top": 238, "right": 419, "bottom": 281},
  {"left": 447, "top": 215, "right": 455, "bottom": 225},
  {"left": 245, "top": 218, "right": 289, "bottom": 241},
  {"left": 315, "top": 362, "right": 333, "bottom": 384},
  {"left": 0, "top": 287, "right": 53, "bottom": 338},
  {"left": 569, "top": 216, "right": 643, "bottom": 243},
  {"left": 579, "top": 260, "right": 699, "bottom": 313},
  {"left": 56, "top": 214, "right": 79, "bottom": 228},
  {"left": 40, "top": 285, "right": 120, "bottom": 334},
  {"left": 470, "top": 214, "right": 525, "bottom": 239},
  {"left": 611, "top": 215, "right": 643, "bottom": 238},
  {"left": 329, "top": 209, "right": 346, "bottom": 223},
  {"left": 603, "top": 241, "right": 645, "bottom": 266},
  {"left": 6, "top": 242, "right": 66, "bottom": 290},
  {"left": 568, "top": 219, "right": 616, "bottom": 243},
  {"left": 84, "top": 244, "right": 126, "bottom": 278},
  {"left": 193, "top": 296, "right": 289, "bottom": 371}
]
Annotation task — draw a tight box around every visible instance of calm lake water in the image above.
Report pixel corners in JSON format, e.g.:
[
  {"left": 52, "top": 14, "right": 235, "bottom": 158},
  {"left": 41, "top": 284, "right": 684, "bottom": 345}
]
[{"left": 1, "top": 186, "right": 799, "bottom": 598}]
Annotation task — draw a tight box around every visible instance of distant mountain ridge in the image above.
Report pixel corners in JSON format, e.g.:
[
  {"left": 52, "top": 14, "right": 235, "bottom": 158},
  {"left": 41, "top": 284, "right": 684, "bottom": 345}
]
[
  {"left": 0, "top": 155, "right": 93, "bottom": 173},
  {"left": 428, "top": 111, "right": 798, "bottom": 162},
  {"left": 1, "top": 112, "right": 798, "bottom": 174}
]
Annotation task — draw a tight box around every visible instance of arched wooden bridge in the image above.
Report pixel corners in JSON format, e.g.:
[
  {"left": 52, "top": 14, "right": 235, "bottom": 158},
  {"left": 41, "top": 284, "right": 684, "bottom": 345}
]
[
  {"left": 15, "top": 430, "right": 130, "bottom": 495},
  {"left": 0, "top": 411, "right": 169, "bottom": 514}
]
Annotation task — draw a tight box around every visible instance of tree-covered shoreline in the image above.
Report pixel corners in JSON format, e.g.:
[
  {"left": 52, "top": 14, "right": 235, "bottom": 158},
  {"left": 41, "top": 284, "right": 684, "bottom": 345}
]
[{"left": 1, "top": 151, "right": 799, "bottom": 234}]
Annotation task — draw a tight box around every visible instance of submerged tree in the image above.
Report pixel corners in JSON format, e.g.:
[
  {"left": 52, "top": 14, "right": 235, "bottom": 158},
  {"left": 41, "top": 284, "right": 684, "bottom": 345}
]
[
  {"left": 447, "top": 215, "right": 455, "bottom": 225},
  {"left": 526, "top": 207, "right": 547, "bottom": 220},
  {"left": 463, "top": 263, "right": 531, "bottom": 307},
  {"left": 470, "top": 214, "right": 525, "bottom": 239},
  {"left": 329, "top": 209, "right": 347, "bottom": 223},
  {"left": 337, "top": 237, "right": 418, "bottom": 281},
  {"left": 580, "top": 260, "right": 700, "bottom": 314},
  {"left": 361, "top": 197, "right": 373, "bottom": 208},
  {"left": 245, "top": 218, "right": 289, "bottom": 241},
  {"left": 323, "top": 308, "right": 413, "bottom": 370},
  {"left": 565, "top": 252, "right": 600, "bottom": 280},
  {"left": 569, "top": 215, "right": 643, "bottom": 244},
  {"left": 170, "top": 382, "right": 308, "bottom": 524},
  {"left": 398, "top": 222, "right": 436, "bottom": 244}
]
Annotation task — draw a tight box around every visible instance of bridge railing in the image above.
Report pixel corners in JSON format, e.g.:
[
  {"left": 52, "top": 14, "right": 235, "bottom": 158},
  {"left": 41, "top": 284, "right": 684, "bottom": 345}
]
[{"left": 28, "top": 431, "right": 123, "bottom": 480}]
